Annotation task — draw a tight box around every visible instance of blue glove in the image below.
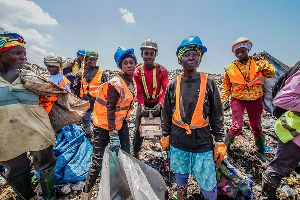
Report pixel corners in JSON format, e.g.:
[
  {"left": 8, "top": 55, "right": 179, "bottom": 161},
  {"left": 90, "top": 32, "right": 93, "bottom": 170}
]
[{"left": 109, "top": 131, "right": 120, "bottom": 153}]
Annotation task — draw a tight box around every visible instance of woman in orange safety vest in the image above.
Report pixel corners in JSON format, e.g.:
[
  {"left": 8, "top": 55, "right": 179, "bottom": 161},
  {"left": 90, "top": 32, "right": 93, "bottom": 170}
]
[
  {"left": 81, "top": 47, "right": 137, "bottom": 199},
  {"left": 221, "top": 37, "right": 277, "bottom": 162}
]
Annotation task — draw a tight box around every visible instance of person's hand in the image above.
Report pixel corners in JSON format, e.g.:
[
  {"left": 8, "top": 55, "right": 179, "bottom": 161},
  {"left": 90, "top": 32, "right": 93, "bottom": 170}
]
[
  {"left": 252, "top": 53, "right": 264, "bottom": 61},
  {"left": 141, "top": 106, "right": 149, "bottom": 117},
  {"left": 109, "top": 130, "right": 120, "bottom": 153},
  {"left": 152, "top": 104, "right": 161, "bottom": 117},
  {"left": 214, "top": 142, "right": 227, "bottom": 166},
  {"left": 160, "top": 136, "right": 170, "bottom": 151},
  {"left": 222, "top": 101, "right": 230, "bottom": 111}
]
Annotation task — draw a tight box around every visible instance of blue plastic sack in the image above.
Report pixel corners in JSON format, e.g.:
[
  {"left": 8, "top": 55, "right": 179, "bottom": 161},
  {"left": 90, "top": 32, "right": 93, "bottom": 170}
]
[{"left": 36, "top": 124, "right": 93, "bottom": 184}]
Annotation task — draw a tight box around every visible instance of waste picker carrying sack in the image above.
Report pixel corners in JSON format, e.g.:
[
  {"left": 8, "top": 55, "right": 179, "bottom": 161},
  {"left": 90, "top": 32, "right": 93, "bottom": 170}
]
[{"left": 20, "top": 70, "right": 90, "bottom": 130}]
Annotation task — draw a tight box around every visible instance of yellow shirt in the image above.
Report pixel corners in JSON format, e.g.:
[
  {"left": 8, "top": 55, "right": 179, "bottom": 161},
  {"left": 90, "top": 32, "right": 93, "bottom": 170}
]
[{"left": 221, "top": 57, "right": 276, "bottom": 102}]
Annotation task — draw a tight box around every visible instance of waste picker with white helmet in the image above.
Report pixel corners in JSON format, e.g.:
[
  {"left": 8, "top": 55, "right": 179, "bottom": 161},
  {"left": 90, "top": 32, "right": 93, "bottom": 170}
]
[
  {"left": 160, "top": 35, "right": 226, "bottom": 200},
  {"left": 221, "top": 37, "right": 277, "bottom": 162},
  {"left": 81, "top": 47, "right": 137, "bottom": 199},
  {"left": 132, "top": 39, "right": 169, "bottom": 159}
]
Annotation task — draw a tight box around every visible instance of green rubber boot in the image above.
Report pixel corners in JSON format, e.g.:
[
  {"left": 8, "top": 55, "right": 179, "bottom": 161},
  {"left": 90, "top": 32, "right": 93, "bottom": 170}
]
[
  {"left": 224, "top": 132, "right": 235, "bottom": 151},
  {"left": 254, "top": 135, "right": 267, "bottom": 162},
  {"left": 40, "top": 168, "right": 56, "bottom": 200},
  {"left": 6, "top": 168, "right": 35, "bottom": 200}
]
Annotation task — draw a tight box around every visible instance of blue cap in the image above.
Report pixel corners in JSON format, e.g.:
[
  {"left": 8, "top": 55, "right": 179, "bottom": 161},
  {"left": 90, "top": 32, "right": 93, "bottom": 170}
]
[
  {"left": 77, "top": 49, "right": 85, "bottom": 55},
  {"left": 176, "top": 36, "right": 207, "bottom": 56}
]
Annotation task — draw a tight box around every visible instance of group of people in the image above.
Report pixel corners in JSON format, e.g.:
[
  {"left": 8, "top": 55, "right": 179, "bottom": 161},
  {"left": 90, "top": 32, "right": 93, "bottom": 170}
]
[{"left": 0, "top": 31, "right": 299, "bottom": 200}]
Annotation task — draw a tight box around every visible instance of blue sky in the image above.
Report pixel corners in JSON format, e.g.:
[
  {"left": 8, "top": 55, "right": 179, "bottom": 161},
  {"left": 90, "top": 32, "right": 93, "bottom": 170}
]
[{"left": 1, "top": 0, "right": 299, "bottom": 74}]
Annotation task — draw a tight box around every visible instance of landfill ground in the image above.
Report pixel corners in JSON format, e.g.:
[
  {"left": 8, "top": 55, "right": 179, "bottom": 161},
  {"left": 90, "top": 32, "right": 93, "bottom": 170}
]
[{"left": 1, "top": 70, "right": 300, "bottom": 200}]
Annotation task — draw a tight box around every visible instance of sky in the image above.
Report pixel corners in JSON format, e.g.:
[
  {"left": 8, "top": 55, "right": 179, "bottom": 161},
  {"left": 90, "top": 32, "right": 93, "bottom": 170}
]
[{"left": 0, "top": 0, "right": 299, "bottom": 74}]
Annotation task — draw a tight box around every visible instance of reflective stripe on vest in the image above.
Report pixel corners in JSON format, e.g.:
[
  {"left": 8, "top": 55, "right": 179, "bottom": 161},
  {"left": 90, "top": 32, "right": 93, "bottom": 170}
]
[
  {"left": 60, "top": 76, "right": 71, "bottom": 87},
  {"left": 275, "top": 110, "right": 300, "bottom": 143},
  {"left": 225, "top": 58, "right": 265, "bottom": 91},
  {"left": 93, "top": 75, "right": 136, "bottom": 130},
  {"left": 141, "top": 64, "right": 158, "bottom": 100},
  {"left": 80, "top": 68, "right": 103, "bottom": 98},
  {"left": 172, "top": 72, "right": 209, "bottom": 134}
]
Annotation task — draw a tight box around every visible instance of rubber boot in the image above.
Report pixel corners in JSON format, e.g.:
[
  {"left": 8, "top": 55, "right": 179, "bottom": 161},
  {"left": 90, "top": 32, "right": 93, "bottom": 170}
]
[
  {"left": 254, "top": 135, "right": 267, "bottom": 162},
  {"left": 224, "top": 132, "right": 235, "bottom": 151},
  {"left": 177, "top": 186, "right": 187, "bottom": 200},
  {"left": 261, "top": 172, "right": 279, "bottom": 200},
  {"left": 40, "top": 168, "right": 56, "bottom": 200},
  {"left": 6, "top": 168, "right": 35, "bottom": 200}
]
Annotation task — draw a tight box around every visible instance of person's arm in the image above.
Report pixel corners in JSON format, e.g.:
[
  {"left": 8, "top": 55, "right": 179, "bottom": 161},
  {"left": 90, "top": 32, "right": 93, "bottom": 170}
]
[
  {"left": 161, "top": 83, "right": 174, "bottom": 137},
  {"left": 107, "top": 84, "right": 120, "bottom": 131},
  {"left": 257, "top": 59, "right": 277, "bottom": 78},
  {"left": 158, "top": 68, "right": 169, "bottom": 106},
  {"left": 73, "top": 70, "right": 82, "bottom": 96},
  {"left": 273, "top": 71, "right": 300, "bottom": 112},
  {"left": 134, "top": 68, "right": 145, "bottom": 107},
  {"left": 221, "top": 73, "right": 232, "bottom": 103}
]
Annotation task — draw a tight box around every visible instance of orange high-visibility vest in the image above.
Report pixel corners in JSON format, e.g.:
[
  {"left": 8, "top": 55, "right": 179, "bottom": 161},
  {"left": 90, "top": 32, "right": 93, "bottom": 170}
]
[
  {"left": 172, "top": 72, "right": 209, "bottom": 134},
  {"left": 225, "top": 58, "right": 265, "bottom": 91},
  {"left": 80, "top": 68, "right": 103, "bottom": 98},
  {"left": 93, "top": 74, "right": 136, "bottom": 130}
]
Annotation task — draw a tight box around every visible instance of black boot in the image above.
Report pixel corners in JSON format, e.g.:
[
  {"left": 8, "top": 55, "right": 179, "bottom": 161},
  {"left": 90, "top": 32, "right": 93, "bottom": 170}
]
[
  {"left": 40, "top": 168, "right": 56, "bottom": 200},
  {"left": 6, "top": 168, "right": 35, "bottom": 200},
  {"left": 254, "top": 135, "right": 267, "bottom": 162},
  {"left": 261, "top": 172, "right": 280, "bottom": 200},
  {"left": 224, "top": 132, "right": 235, "bottom": 151},
  {"left": 177, "top": 186, "right": 187, "bottom": 200}
]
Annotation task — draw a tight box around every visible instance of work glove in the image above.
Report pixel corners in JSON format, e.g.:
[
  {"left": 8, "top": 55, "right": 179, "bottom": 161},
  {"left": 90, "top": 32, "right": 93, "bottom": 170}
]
[
  {"left": 160, "top": 136, "right": 170, "bottom": 151},
  {"left": 141, "top": 106, "right": 149, "bottom": 117},
  {"left": 222, "top": 101, "right": 230, "bottom": 111},
  {"left": 109, "top": 130, "right": 120, "bottom": 153},
  {"left": 214, "top": 142, "right": 227, "bottom": 166},
  {"left": 152, "top": 104, "right": 161, "bottom": 117}
]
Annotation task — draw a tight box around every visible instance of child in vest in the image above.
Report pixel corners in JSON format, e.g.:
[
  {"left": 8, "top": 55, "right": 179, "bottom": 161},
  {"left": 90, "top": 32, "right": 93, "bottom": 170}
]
[
  {"left": 73, "top": 51, "right": 108, "bottom": 137},
  {"left": 221, "top": 37, "right": 277, "bottom": 162},
  {"left": 261, "top": 69, "right": 300, "bottom": 199},
  {"left": 81, "top": 47, "right": 137, "bottom": 199},
  {"left": 0, "top": 32, "right": 56, "bottom": 199},
  {"left": 160, "top": 36, "right": 226, "bottom": 200}
]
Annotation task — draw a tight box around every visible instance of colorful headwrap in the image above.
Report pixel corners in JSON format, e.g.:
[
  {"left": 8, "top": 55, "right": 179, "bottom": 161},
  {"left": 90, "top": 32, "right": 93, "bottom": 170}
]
[
  {"left": 0, "top": 32, "right": 26, "bottom": 52},
  {"left": 119, "top": 51, "right": 137, "bottom": 68},
  {"left": 177, "top": 44, "right": 204, "bottom": 64},
  {"left": 44, "top": 53, "right": 63, "bottom": 68},
  {"left": 85, "top": 50, "right": 99, "bottom": 59},
  {"left": 232, "top": 37, "right": 253, "bottom": 53}
]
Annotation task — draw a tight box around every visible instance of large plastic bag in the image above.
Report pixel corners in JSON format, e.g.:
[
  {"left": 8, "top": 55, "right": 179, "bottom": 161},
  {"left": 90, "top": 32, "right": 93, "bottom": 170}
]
[
  {"left": 20, "top": 70, "right": 90, "bottom": 130},
  {"left": 53, "top": 125, "right": 92, "bottom": 184},
  {"left": 98, "top": 147, "right": 168, "bottom": 200}
]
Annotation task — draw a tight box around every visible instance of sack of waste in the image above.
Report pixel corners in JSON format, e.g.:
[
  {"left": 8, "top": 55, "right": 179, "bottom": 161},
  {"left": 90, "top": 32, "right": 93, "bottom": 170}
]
[
  {"left": 20, "top": 70, "right": 90, "bottom": 130},
  {"left": 98, "top": 147, "right": 168, "bottom": 200}
]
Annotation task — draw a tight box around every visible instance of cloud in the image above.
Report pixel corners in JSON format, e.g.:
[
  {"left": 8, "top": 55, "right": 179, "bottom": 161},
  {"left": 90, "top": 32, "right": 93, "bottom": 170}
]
[
  {"left": 119, "top": 8, "right": 136, "bottom": 23},
  {"left": 26, "top": 45, "right": 48, "bottom": 67}
]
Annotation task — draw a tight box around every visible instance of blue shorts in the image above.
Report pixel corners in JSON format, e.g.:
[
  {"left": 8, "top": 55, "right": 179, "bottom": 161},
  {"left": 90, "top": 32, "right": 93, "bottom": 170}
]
[{"left": 170, "top": 145, "right": 217, "bottom": 191}]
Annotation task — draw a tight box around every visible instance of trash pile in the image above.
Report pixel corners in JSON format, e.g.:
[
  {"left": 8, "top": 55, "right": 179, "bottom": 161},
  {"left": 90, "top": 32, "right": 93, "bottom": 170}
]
[{"left": 1, "top": 69, "right": 300, "bottom": 200}]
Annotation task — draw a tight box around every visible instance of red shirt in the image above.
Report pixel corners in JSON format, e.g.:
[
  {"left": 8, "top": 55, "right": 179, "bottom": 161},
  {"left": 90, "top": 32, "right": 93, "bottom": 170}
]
[{"left": 134, "top": 63, "right": 169, "bottom": 107}]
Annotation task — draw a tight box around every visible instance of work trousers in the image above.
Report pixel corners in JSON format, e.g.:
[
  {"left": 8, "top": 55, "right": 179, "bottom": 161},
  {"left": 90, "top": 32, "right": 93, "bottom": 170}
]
[
  {"left": 83, "top": 121, "right": 130, "bottom": 192},
  {"left": 264, "top": 140, "right": 300, "bottom": 185},
  {"left": 0, "top": 146, "right": 56, "bottom": 178},
  {"left": 81, "top": 96, "right": 95, "bottom": 126},
  {"left": 133, "top": 101, "right": 160, "bottom": 154},
  {"left": 228, "top": 97, "right": 263, "bottom": 137}
]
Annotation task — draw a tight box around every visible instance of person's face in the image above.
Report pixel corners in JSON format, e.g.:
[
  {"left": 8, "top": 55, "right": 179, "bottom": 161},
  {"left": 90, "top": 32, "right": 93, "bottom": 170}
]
[
  {"left": 0, "top": 46, "right": 27, "bottom": 72},
  {"left": 235, "top": 47, "right": 249, "bottom": 61},
  {"left": 86, "top": 57, "right": 97, "bottom": 67},
  {"left": 141, "top": 48, "right": 156, "bottom": 65},
  {"left": 77, "top": 54, "right": 84, "bottom": 62},
  {"left": 121, "top": 57, "right": 136, "bottom": 76},
  {"left": 47, "top": 65, "right": 60, "bottom": 75},
  {"left": 180, "top": 50, "right": 200, "bottom": 73}
]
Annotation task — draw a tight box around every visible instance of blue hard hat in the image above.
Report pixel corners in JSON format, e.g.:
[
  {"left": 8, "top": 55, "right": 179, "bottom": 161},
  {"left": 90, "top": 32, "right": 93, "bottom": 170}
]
[
  {"left": 176, "top": 36, "right": 207, "bottom": 56},
  {"left": 114, "top": 47, "right": 135, "bottom": 69},
  {"left": 77, "top": 49, "right": 85, "bottom": 55}
]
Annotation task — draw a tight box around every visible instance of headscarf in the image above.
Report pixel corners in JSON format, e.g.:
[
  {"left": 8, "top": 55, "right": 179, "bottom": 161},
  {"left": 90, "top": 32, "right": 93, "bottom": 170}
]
[
  {"left": 119, "top": 51, "right": 137, "bottom": 69},
  {"left": 0, "top": 32, "right": 26, "bottom": 52},
  {"left": 177, "top": 44, "right": 204, "bottom": 65},
  {"left": 84, "top": 50, "right": 99, "bottom": 65},
  {"left": 44, "top": 53, "right": 63, "bottom": 68},
  {"left": 232, "top": 37, "right": 253, "bottom": 53}
]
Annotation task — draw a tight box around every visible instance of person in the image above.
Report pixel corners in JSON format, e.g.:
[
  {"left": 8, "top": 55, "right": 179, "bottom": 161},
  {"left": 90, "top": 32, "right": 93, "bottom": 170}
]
[
  {"left": 81, "top": 47, "right": 137, "bottom": 199},
  {"left": 160, "top": 36, "right": 226, "bottom": 200},
  {"left": 261, "top": 69, "right": 300, "bottom": 200},
  {"left": 63, "top": 49, "right": 85, "bottom": 90},
  {"left": 0, "top": 32, "right": 56, "bottom": 199},
  {"left": 132, "top": 39, "right": 169, "bottom": 158},
  {"left": 221, "top": 37, "right": 277, "bottom": 162},
  {"left": 73, "top": 50, "right": 108, "bottom": 137}
]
